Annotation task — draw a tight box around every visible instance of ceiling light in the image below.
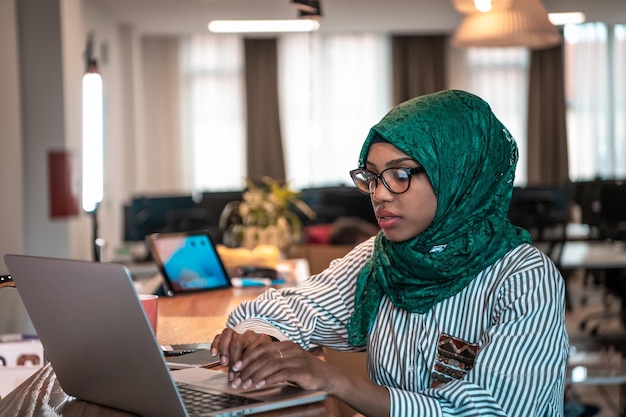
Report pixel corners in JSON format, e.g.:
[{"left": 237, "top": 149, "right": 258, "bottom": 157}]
[
  {"left": 451, "top": 0, "right": 562, "bottom": 49},
  {"left": 548, "top": 12, "right": 586, "bottom": 26},
  {"left": 451, "top": 0, "right": 512, "bottom": 14},
  {"left": 474, "top": 0, "right": 492, "bottom": 13},
  {"left": 208, "top": 19, "right": 320, "bottom": 33}
]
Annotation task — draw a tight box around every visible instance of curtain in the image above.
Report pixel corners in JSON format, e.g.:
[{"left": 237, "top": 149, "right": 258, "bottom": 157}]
[
  {"left": 141, "top": 37, "right": 184, "bottom": 192},
  {"left": 244, "top": 38, "right": 285, "bottom": 183},
  {"left": 526, "top": 43, "right": 569, "bottom": 186},
  {"left": 391, "top": 35, "right": 448, "bottom": 105}
]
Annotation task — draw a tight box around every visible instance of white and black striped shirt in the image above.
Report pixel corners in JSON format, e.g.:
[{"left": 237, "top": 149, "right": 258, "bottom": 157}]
[{"left": 229, "top": 237, "right": 568, "bottom": 416}]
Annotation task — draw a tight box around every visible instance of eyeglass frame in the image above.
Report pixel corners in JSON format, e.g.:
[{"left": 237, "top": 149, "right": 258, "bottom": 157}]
[{"left": 349, "top": 166, "right": 426, "bottom": 195}]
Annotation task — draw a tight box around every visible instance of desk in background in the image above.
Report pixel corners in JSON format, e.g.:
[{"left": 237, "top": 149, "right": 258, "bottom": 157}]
[
  {"left": 0, "top": 288, "right": 337, "bottom": 417},
  {"left": 556, "top": 240, "right": 626, "bottom": 321},
  {"left": 557, "top": 241, "right": 626, "bottom": 270}
]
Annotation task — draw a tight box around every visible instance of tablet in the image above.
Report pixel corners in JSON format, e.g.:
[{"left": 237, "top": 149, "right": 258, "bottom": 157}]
[{"left": 145, "top": 231, "right": 231, "bottom": 296}]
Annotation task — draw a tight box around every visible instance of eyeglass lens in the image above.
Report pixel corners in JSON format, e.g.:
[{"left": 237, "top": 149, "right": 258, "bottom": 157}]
[{"left": 351, "top": 168, "right": 414, "bottom": 194}]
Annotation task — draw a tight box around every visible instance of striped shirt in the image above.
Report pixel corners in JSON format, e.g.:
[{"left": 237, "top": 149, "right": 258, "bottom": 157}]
[{"left": 229, "top": 237, "right": 569, "bottom": 416}]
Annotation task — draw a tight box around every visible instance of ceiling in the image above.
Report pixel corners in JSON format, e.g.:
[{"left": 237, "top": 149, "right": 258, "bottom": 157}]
[{"left": 87, "top": 0, "right": 626, "bottom": 36}]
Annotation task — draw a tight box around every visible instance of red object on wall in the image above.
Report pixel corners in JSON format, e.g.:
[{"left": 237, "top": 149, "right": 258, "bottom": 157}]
[{"left": 48, "top": 150, "right": 79, "bottom": 218}]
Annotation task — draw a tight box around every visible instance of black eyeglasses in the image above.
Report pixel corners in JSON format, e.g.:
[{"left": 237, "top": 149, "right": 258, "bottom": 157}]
[{"left": 349, "top": 166, "right": 426, "bottom": 195}]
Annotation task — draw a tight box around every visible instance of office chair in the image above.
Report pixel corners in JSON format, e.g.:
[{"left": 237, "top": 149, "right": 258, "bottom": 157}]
[
  {"left": 573, "top": 180, "right": 626, "bottom": 336},
  {"left": 563, "top": 401, "right": 601, "bottom": 417},
  {"left": 507, "top": 184, "right": 572, "bottom": 307}
]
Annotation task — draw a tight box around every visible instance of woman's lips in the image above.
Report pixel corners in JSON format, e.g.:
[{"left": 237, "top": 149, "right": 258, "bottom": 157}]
[{"left": 376, "top": 210, "right": 400, "bottom": 229}]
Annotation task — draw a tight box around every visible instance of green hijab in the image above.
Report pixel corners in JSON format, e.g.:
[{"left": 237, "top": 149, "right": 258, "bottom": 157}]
[{"left": 346, "top": 90, "right": 532, "bottom": 347}]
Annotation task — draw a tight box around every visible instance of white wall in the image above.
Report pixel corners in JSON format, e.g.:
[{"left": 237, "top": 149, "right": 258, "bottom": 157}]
[
  {"left": 0, "top": 0, "right": 134, "bottom": 334},
  {"left": 0, "top": 0, "right": 31, "bottom": 334},
  {"left": 0, "top": 0, "right": 87, "bottom": 334},
  {"left": 18, "top": 0, "right": 74, "bottom": 258},
  {"left": 0, "top": 0, "right": 137, "bottom": 334},
  {"left": 0, "top": 1, "right": 25, "bottom": 270}
]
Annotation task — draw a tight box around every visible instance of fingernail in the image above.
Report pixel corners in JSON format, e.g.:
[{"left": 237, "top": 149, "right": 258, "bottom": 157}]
[
  {"left": 231, "top": 377, "right": 241, "bottom": 388},
  {"left": 232, "top": 360, "right": 242, "bottom": 372},
  {"left": 228, "top": 371, "right": 234, "bottom": 381},
  {"left": 242, "top": 379, "right": 252, "bottom": 389},
  {"left": 211, "top": 348, "right": 217, "bottom": 356},
  {"left": 220, "top": 355, "right": 228, "bottom": 366},
  {"left": 255, "top": 380, "right": 266, "bottom": 388}
]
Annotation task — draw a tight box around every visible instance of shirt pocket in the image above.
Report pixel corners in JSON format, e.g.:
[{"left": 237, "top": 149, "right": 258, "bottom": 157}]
[{"left": 431, "top": 333, "right": 478, "bottom": 388}]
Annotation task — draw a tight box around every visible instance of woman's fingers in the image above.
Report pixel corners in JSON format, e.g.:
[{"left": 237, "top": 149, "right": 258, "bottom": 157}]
[
  {"left": 211, "top": 328, "right": 276, "bottom": 375},
  {"left": 231, "top": 342, "right": 328, "bottom": 391}
]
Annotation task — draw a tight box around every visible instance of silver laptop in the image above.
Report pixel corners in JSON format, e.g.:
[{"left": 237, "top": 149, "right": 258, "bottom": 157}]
[{"left": 4, "top": 254, "right": 326, "bottom": 417}]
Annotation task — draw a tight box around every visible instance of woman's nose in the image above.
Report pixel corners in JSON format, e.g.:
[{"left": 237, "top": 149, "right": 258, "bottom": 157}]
[{"left": 371, "top": 180, "right": 393, "bottom": 203}]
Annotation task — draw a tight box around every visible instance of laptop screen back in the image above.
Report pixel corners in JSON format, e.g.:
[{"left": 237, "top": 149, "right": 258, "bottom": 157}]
[{"left": 3, "top": 254, "right": 188, "bottom": 417}]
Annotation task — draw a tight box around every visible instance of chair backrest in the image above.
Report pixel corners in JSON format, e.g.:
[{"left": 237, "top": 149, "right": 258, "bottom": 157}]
[
  {"left": 508, "top": 185, "right": 567, "bottom": 242},
  {"left": 599, "top": 180, "right": 626, "bottom": 240},
  {"left": 570, "top": 179, "right": 626, "bottom": 240}
]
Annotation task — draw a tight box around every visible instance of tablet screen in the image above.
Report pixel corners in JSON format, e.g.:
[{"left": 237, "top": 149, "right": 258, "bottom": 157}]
[{"left": 147, "top": 231, "right": 231, "bottom": 295}]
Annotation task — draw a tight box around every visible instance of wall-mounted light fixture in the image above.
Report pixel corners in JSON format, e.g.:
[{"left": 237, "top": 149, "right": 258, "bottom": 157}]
[{"left": 82, "top": 33, "right": 104, "bottom": 261}]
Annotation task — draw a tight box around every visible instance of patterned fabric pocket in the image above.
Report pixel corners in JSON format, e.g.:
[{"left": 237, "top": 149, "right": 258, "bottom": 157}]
[{"left": 431, "top": 333, "right": 478, "bottom": 388}]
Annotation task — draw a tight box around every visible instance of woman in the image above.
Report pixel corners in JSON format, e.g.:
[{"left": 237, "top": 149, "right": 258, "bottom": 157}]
[{"left": 211, "top": 90, "right": 568, "bottom": 416}]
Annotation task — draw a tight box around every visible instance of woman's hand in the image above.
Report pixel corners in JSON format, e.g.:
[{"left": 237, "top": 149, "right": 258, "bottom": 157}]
[
  {"left": 211, "top": 328, "right": 336, "bottom": 392},
  {"left": 211, "top": 328, "right": 273, "bottom": 369},
  {"left": 230, "top": 340, "right": 337, "bottom": 392},
  {"left": 211, "top": 327, "right": 390, "bottom": 416}
]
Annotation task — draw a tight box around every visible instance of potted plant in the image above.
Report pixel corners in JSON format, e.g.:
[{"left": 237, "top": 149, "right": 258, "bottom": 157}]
[{"left": 219, "top": 177, "right": 316, "bottom": 254}]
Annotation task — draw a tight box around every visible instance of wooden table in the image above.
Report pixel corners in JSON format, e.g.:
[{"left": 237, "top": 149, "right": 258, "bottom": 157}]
[{"left": 0, "top": 287, "right": 338, "bottom": 417}]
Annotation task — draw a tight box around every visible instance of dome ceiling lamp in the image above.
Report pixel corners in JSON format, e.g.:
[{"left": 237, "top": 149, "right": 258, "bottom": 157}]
[{"left": 450, "top": 0, "right": 562, "bottom": 49}]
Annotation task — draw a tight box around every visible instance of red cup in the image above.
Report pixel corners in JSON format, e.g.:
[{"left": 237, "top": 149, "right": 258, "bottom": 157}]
[{"left": 139, "top": 294, "right": 158, "bottom": 334}]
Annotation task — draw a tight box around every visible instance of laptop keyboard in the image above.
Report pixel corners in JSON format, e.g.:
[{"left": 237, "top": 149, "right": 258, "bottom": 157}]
[{"left": 177, "top": 383, "right": 263, "bottom": 414}]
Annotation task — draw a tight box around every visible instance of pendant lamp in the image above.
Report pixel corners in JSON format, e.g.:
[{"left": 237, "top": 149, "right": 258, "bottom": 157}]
[
  {"left": 451, "top": 0, "right": 561, "bottom": 49},
  {"left": 451, "top": 0, "right": 513, "bottom": 15}
]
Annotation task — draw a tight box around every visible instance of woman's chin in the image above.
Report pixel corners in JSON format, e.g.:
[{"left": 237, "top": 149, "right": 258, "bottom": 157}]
[{"left": 381, "top": 229, "right": 408, "bottom": 243}]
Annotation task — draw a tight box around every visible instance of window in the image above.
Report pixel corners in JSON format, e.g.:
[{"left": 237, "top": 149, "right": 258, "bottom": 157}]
[
  {"left": 185, "top": 31, "right": 626, "bottom": 190},
  {"left": 564, "top": 23, "right": 626, "bottom": 180},
  {"left": 181, "top": 34, "right": 245, "bottom": 191},
  {"left": 616, "top": 25, "right": 626, "bottom": 178},
  {"left": 278, "top": 33, "right": 391, "bottom": 189},
  {"left": 453, "top": 47, "right": 530, "bottom": 185},
  {"left": 182, "top": 32, "right": 390, "bottom": 191}
]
